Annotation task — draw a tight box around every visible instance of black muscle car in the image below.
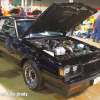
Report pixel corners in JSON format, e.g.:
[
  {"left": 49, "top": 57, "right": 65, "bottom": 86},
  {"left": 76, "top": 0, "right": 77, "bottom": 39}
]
[{"left": 0, "top": 3, "right": 100, "bottom": 96}]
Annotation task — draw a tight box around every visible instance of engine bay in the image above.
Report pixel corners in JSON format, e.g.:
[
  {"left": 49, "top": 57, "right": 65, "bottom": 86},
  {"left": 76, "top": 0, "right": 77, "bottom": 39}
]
[{"left": 27, "top": 37, "right": 95, "bottom": 60}]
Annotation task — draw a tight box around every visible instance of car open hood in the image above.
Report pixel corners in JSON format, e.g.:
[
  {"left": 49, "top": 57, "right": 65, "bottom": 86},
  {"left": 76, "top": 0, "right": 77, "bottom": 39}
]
[
  {"left": 8, "top": 8, "right": 20, "bottom": 14},
  {"left": 21, "top": 2, "right": 97, "bottom": 38},
  {"left": 31, "top": 10, "right": 42, "bottom": 15}
]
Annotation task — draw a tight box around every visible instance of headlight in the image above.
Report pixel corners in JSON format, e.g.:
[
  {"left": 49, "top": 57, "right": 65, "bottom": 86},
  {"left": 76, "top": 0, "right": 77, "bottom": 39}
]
[
  {"left": 73, "top": 66, "right": 78, "bottom": 72},
  {"left": 64, "top": 67, "right": 70, "bottom": 74},
  {"left": 59, "top": 65, "right": 78, "bottom": 76},
  {"left": 59, "top": 67, "right": 70, "bottom": 76}
]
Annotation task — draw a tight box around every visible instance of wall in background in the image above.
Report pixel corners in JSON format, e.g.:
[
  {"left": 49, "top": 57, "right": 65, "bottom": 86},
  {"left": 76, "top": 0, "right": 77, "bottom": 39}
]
[
  {"left": 10, "top": 0, "right": 100, "bottom": 8},
  {"left": 10, "top": 0, "right": 69, "bottom": 11},
  {"left": 74, "top": 0, "right": 100, "bottom": 8},
  {"left": 1, "top": 0, "right": 9, "bottom": 10},
  {"left": 9, "top": 0, "right": 100, "bottom": 17}
]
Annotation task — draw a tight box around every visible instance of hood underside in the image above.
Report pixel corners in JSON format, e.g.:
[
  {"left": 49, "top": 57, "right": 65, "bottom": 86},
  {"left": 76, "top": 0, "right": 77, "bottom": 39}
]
[{"left": 22, "top": 2, "right": 97, "bottom": 38}]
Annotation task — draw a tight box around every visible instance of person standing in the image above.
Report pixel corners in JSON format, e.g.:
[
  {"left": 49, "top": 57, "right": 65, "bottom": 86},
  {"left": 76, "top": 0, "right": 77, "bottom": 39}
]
[
  {"left": 5, "top": 32, "right": 14, "bottom": 54},
  {"left": 93, "top": 15, "right": 100, "bottom": 42},
  {"left": 85, "top": 18, "right": 92, "bottom": 39},
  {"left": 66, "top": 28, "right": 74, "bottom": 36},
  {"left": 0, "top": 6, "right": 3, "bottom": 16},
  {"left": 90, "top": 16, "right": 95, "bottom": 24},
  {"left": 3, "top": 8, "right": 7, "bottom": 16},
  {"left": 19, "top": 7, "right": 26, "bottom": 16},
  {"left": 0, "top": 6, "right": 3, "bottom": 28}
]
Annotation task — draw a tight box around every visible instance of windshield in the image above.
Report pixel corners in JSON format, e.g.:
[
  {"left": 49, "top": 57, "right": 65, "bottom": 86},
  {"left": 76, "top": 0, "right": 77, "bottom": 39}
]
[
  {"left": 16, "top": 21, "right": 34, "bottom": 38},
  {"left": 25, "top": 31, "right": 62, "bottom": 38}
]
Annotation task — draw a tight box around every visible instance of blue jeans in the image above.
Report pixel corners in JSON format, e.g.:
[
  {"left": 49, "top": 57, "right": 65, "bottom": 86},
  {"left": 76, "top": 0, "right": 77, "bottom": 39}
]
[
  {"left": 6, "top": 39, "right": 13, "bottom": 52},
  {"left": 93, "top": 28, "right": 100, "bottom": 42},
  {"left": 86, "top": 28, "right": 92, "bottom": 38},
  {"left": 67, "top": 28, "right": 74, "bottom": 36},
  {"left": 70, "top": 28, "right": 74, "bottom": 35},
  {"left": 67, "top": 31, "right": 71, "bottom": 36}
]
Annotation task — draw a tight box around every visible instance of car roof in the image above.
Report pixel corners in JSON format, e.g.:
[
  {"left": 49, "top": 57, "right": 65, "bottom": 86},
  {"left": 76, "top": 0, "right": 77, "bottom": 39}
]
[
  {"left": 0, "top": 16, "right": 36, "bottom": 20},
  {"left": 9, "top": 16, "right": 36, "bottom": 20}
]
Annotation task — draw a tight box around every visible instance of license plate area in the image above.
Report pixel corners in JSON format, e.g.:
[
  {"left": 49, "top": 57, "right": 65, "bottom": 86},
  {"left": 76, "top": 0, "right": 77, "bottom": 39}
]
[{"left": 94, "top": 76, "right": 100, "bottom": 85}]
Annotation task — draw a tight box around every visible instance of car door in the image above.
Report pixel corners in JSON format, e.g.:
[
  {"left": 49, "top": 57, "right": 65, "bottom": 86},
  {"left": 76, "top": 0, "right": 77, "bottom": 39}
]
[{"left": 14, "top": 19, "right": 35, "bottom": 63}]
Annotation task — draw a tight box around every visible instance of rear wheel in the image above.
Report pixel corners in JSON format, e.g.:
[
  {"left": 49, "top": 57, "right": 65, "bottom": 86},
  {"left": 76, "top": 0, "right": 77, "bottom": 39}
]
[{"left": 23, "top": 60, "right": 44, "bottom": 91}]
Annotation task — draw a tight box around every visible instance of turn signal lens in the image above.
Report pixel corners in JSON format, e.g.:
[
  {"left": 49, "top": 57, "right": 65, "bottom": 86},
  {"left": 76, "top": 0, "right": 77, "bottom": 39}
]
[
  {"left": 70, "top": 84, "right": 82, "bottom": 91},
  {"left": 59, "top": 69, "right": 63, "bottom": 76}
]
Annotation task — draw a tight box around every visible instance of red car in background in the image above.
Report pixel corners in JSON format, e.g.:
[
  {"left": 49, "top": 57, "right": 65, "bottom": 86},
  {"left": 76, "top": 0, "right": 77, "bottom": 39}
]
[
  {"left": 26, "top": 10, "right": 42, "bottom": 17},
  {"left": 6, "top": 8, "right": 42, "bottom": 17},
  {"left": 7, "top": 8, "right": 20, "bottom": 16},
  {"left": 26, "top": 11, "right": 31, "bottom": 15}
]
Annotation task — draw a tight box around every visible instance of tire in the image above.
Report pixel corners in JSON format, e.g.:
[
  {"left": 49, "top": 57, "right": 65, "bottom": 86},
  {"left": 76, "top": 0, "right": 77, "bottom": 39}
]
[{"left": 23, "top": 60, "right": 44, "bottom": 91}]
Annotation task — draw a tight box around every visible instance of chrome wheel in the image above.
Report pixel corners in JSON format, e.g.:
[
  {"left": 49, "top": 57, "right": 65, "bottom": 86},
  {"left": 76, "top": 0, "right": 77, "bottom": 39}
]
[
  {"left": 25, "top": 64, "right": 37, "bottom": 88},
  {"left": 23, "top": 60, "right": 44, "bottom": 91}
]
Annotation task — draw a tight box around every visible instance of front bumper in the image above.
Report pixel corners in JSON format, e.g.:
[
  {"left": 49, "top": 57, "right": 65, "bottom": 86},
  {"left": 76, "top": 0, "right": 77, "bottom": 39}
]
[
  {"left": 45, "top": 73, "right": 100, "bottom": 96},
  {"left": 60, "top": 58, "right": 100, "bottom": 96},
  {"left": 66, "top": 73, "right": 100, "bottom": 96}
]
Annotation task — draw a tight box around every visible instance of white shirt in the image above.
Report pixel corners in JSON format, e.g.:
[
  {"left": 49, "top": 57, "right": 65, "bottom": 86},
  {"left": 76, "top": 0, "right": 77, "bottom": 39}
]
[{"left": 87, "top": 21, "right": 92, "bottom": 29}]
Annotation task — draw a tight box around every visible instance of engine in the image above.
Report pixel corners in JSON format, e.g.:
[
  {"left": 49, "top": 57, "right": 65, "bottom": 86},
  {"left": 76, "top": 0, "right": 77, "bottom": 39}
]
[{"left": 30, "top": 38, "right": 93, "bottom": 59}]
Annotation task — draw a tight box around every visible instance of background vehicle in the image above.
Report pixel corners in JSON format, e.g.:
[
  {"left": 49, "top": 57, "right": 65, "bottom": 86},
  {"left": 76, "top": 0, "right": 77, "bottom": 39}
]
[
  {"left": 26, "top": 11, "right": 31, "bottom": 15},
  {"left": 26, "top": 10, "right": 42, "bottom": 17},
  {"left": 7, "top": 8, "right": 20, "bottom": 16},
  {"left": 6, "top": 8, "right": 42, "bottom": 17}
]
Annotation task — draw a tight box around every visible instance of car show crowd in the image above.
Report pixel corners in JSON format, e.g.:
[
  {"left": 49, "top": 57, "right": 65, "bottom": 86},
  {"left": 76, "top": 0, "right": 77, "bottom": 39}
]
[
  {"left": 68, "top": 15, "right": 100, "bottom": 43},
  {"left": 0, "top": 6, "right": 42, "bottom": 17}
]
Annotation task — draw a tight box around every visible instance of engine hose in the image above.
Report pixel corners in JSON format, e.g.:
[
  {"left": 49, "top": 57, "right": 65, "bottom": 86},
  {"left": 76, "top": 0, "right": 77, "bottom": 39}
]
[{"left": 64, "top": 46, "right": 73, "bottom": 53}]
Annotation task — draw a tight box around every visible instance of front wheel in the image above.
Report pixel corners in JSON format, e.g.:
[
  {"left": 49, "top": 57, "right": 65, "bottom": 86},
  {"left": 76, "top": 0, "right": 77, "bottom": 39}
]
[{"left": 23, "top": 60, "right": 44, "bottom": 91}]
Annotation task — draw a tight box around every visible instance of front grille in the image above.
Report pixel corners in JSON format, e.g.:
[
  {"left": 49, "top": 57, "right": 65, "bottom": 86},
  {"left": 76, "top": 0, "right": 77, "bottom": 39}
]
[
  {"left": 83, "top": 61, "right": 96, "bottom": 75},
  {"left": 82, "top": 59, "right": 100, "bottom": 75}
]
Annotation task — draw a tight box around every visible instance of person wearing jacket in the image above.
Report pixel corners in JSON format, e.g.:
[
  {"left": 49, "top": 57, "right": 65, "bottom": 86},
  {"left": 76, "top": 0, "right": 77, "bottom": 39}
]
[
  {"left": 3, "top": 8, "right": 7, "bottom": 16},
  {"left": 0, "top": 6, "right": 3, "bottom": 16},
  {"left": 93, "top": 15, "right": 100, "bottom": 42},
  {"left": 19, "top": 7, "right": 26, "bottom": 16}
]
